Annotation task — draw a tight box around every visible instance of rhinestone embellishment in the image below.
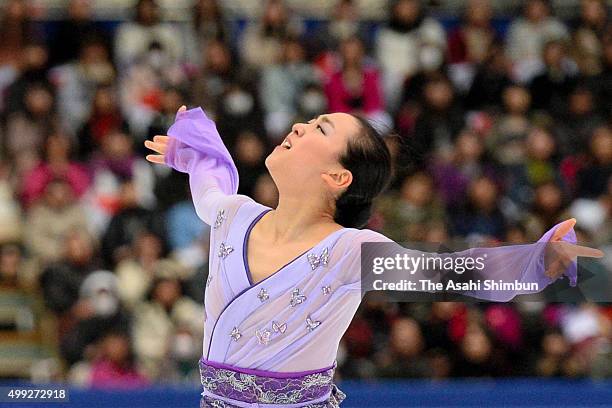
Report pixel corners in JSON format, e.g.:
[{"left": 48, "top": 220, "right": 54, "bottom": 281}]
[
  {"left": 306, "top": 315, "right": 321, "bottom": 332},
  {"left": 256, "top": 328, "right": 272, "bottom": 345},
  {"left": 206, "top": 273, "right": 213, "bottom": 287},
  {"left": 322, "top": 285, "right": 331, "bottom": 295},
  {"left": 257, "top": 288, "right": 269, "bottom": 302},
  {"left": 214, "top": 209, "right": 227, "bottom": 230},
  {"left": 307, "top": 247, "right": 329, "bottom": 270},
  {"left": 289, "top": 288, "right": 307, "bottom": 307},
  {"left": 272, "top": 321, "right": 287, "bottom": 334},
  {"left": 230, "top": 327, "right": 242, "bottom": 341},
  {"left": 218, "top": 242, "right": 234, "bottom": 258}
]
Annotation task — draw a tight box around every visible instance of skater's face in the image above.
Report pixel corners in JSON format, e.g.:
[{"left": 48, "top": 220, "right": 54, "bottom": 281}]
[{"left": 265, "top": 112, "right": 360, "bottom": 199}]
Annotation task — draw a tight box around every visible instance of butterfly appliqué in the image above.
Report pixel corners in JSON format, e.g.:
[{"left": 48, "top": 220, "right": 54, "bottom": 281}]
[
  {"left": 230, "top": 327, "right": 242, "bottom": 341},
  {"left": 272, "top": 321, "right": 287, "bottom": 334},
  {"left": 289, "top": 288, "right": 307, "bottom": 307},
  {"left": 307, "top": 247, "right": 329, "bottom": 270},
  {"left": 218, "top": 242, "right": 234, "bottom": 259},
  {"left": 305, "top": 315, "right": 321, "bottom": 332},
  {"left": 256, "top": 328, "right": 272, "bottom": 345},
  {"left": 257, "top": 288, "right": 269, "bottom": 302},
  {"left": 213, "top": 209, "right": 227, "bottom": 230}
]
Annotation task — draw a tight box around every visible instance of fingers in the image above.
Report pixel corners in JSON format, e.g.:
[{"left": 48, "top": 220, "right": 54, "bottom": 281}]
[
  {"left": 153, "top": 135, "right": 169, "bottom": 143},
  {"left": 144, "top": 140, "right": 168, "bottom": 155},
  {"left": 146, "top": 154, "right": 165, "bottom": 164},
  {"left": 572, "top": 245, "right": 605, "bottom": 258},
  {"left": 550, "top": 218, "right": 577, "bottom": 242},
  {"left": 178, "top": 105, "right": 187, "bottom": 114}
]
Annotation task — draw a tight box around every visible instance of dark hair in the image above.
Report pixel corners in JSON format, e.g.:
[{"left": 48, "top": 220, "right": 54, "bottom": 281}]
[{"left": 333, "top": 115, "right": 392, "bottom": 228}]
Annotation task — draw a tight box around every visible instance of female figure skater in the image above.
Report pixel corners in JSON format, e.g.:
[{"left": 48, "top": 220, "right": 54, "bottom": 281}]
[{"left": 145, "top": 106, "right": 602, "bottom": 407}]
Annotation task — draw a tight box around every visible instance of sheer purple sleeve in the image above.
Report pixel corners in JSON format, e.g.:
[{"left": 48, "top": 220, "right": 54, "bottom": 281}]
[
  {"left": 346, "top": 220, "right": 578, "bottom": 302},
  {"left": 163, "top": 107, "right": 241, "bottom": 226}
]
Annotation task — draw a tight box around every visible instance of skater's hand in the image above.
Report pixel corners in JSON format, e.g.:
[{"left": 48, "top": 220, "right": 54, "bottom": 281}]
[
  {"left": 544, "top": 218, "right": 604, "bottom": 279},
  {"left": 144, "top": 105, "right": 187, "bottom": 164}
]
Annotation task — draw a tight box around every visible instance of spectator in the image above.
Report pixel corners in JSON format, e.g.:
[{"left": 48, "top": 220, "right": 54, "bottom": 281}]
[
  {"left": 100, "top": 178, "right": 165, "bottom": 268},
  {"left": 375, "top": 0, "right": 446, "bottom": 110},
  {"left": 430, "top": 129, "right": 498, "bottom": 208},
  {"left": 233, "top": 131, "right": 269, "bottom": 198},
  {"left": 0, "top": 0, "right": 41, "bottom": 69},
  {"left": 307, "top": 0, "right": 370, "bottom": 66},
  {"left": 20, "top": 132, "right": 90, "bottom": 209},
  {"left": 465, "top": 42, "right": 514, "bottom": 110},
  {"left": 39, "top": 228, "right": 100, "bottom": 316},
  {"left": 452, "top": 326, "right": 506, "bottom": 377},
  {"left": 3, "top": 41, "right": 50, "bottom": 115},
  {"left": 77, "top": 85, "right": 126, "bottom": 160},
  {"left": 47, "top": 0, "right": 108, "bottom": 67},
  {"left": 570, "top": 0, "right": 610, "bottom": 77},
  {"left": 524, "top": 181, "right": 572, "bottom": 237},
  {"left": 261, "top": 37, "right": 320, "bottom": 140},
  {"left": 451, "top": 176, "right": 507, "bottom": 240},
  {"left": 447, "top": 0, "right": 498, "bottom": 92},
  {"left": 50, "top": 35, "right": 115, "bottom": 135},
  {"left": 575, "top": 126, "right": 612, "bottom": 198},
  {"left": 115, "top": 233, "right": 165, "bottom": 310},
  {"left": 325, "top": 36, "right": 389, "bottom": 127},
  {"left": 132, "top": 271, "right": 203, "bottom": 381},
  {"left": 184, "top": 0, "right": 230, "bottom": 66},
  {"left": 0, "top": 162, "right": 22, "bottom": 244},
  {"left": 190, "top": 39, "right": 245, "bottom": 120},
  {"left": 376, "top": 318, "right": 429, "bottom": 378},
  {"left": 410, "top": 74, "right": 465, "bottom": 166},
  {"left": 89, "top": 331, "right": 149, "bottom": 388},
  {"left": 529, "top": 40, "right": 578, "bottom": 116},
  {"left": 84, "top": 130, "right": 156, "bottom": 235},
  {"left": 60, "top": 270, "right": 130, "bottom": 366},
  {"left": 5, "top": 82, "right": 58, "bottom": 181},
  {"left": 165, "top": 194, "right": 207, "bottom": 256},
  {"left": 114, "top": 0, "right": 183, "bottom": 70},
  {"left": 485, "top": 84, "right": 532, "bottom": 166},
  {"left": 146, "top": 87, "right": 187, "bottom": 156},
  {"left": 375, "top": 172, "right": 446, "bottom": 242},
  {"left": 555, "top": 84, "right": 606, "bottom": 155},
  {"left": 23, "top": 178, "right": 88, "bottom": 264},
  {"left": 505, "top": 0, "right": 569, "bottom": 83},
  {"left": 239, "top": 0, "right": 303, "bottom": 69},
  {"left": 448, "top": 0, "right": 497, "bottom": 66},
  {"left": 504, "top": 125, "right": 564, "bottom": 211}
]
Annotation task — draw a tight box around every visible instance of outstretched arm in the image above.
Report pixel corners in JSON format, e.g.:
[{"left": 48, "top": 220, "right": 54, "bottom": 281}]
[
  {"left": 349, "top": 219, "right": 603, "bottom": 301},
  {"left": 145, "top": 106, "right": 243, "bottom": 226}
]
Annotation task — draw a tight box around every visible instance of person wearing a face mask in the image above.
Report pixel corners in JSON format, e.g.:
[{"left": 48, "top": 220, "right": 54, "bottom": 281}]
[{"left": 59, "top": 270, "right": 131, "bottom": 367}]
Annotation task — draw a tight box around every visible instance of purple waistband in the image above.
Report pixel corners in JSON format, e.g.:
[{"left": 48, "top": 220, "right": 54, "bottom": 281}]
[
  {"left": 200, "top": 357, "right": 336, "bottom": 378},
  {"left": 199, "top": 357, "right": 337, "bottom": 405}
]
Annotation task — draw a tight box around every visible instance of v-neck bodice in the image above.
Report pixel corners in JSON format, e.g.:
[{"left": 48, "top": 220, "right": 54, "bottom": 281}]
[{"left": 243, "top": 208, "right": 348, "bottom": 287}]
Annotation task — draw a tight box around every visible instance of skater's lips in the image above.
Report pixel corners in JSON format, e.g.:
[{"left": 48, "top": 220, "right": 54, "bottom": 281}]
[{"left": 281, "top": 135, "right": 293, "bottom": 149}]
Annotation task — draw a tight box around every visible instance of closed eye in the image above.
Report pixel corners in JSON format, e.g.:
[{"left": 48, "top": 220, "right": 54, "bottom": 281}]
[{"left": 317, "top": 125, "right": 325, "bottom": 135}]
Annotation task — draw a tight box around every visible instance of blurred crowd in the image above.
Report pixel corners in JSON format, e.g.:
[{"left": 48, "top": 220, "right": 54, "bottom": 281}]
[{"left": 0, "top": 0, "right": 611, "bottom": 387}]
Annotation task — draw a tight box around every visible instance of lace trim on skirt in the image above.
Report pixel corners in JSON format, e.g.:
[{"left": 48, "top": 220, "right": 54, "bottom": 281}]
[{"left": 199, "top": 358, "right": 346, "bottom": 407}]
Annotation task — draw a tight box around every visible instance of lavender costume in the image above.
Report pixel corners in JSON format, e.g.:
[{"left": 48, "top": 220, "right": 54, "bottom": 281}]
[{"left": 164, "top": 108, "right": 578, "bottom": 407}]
